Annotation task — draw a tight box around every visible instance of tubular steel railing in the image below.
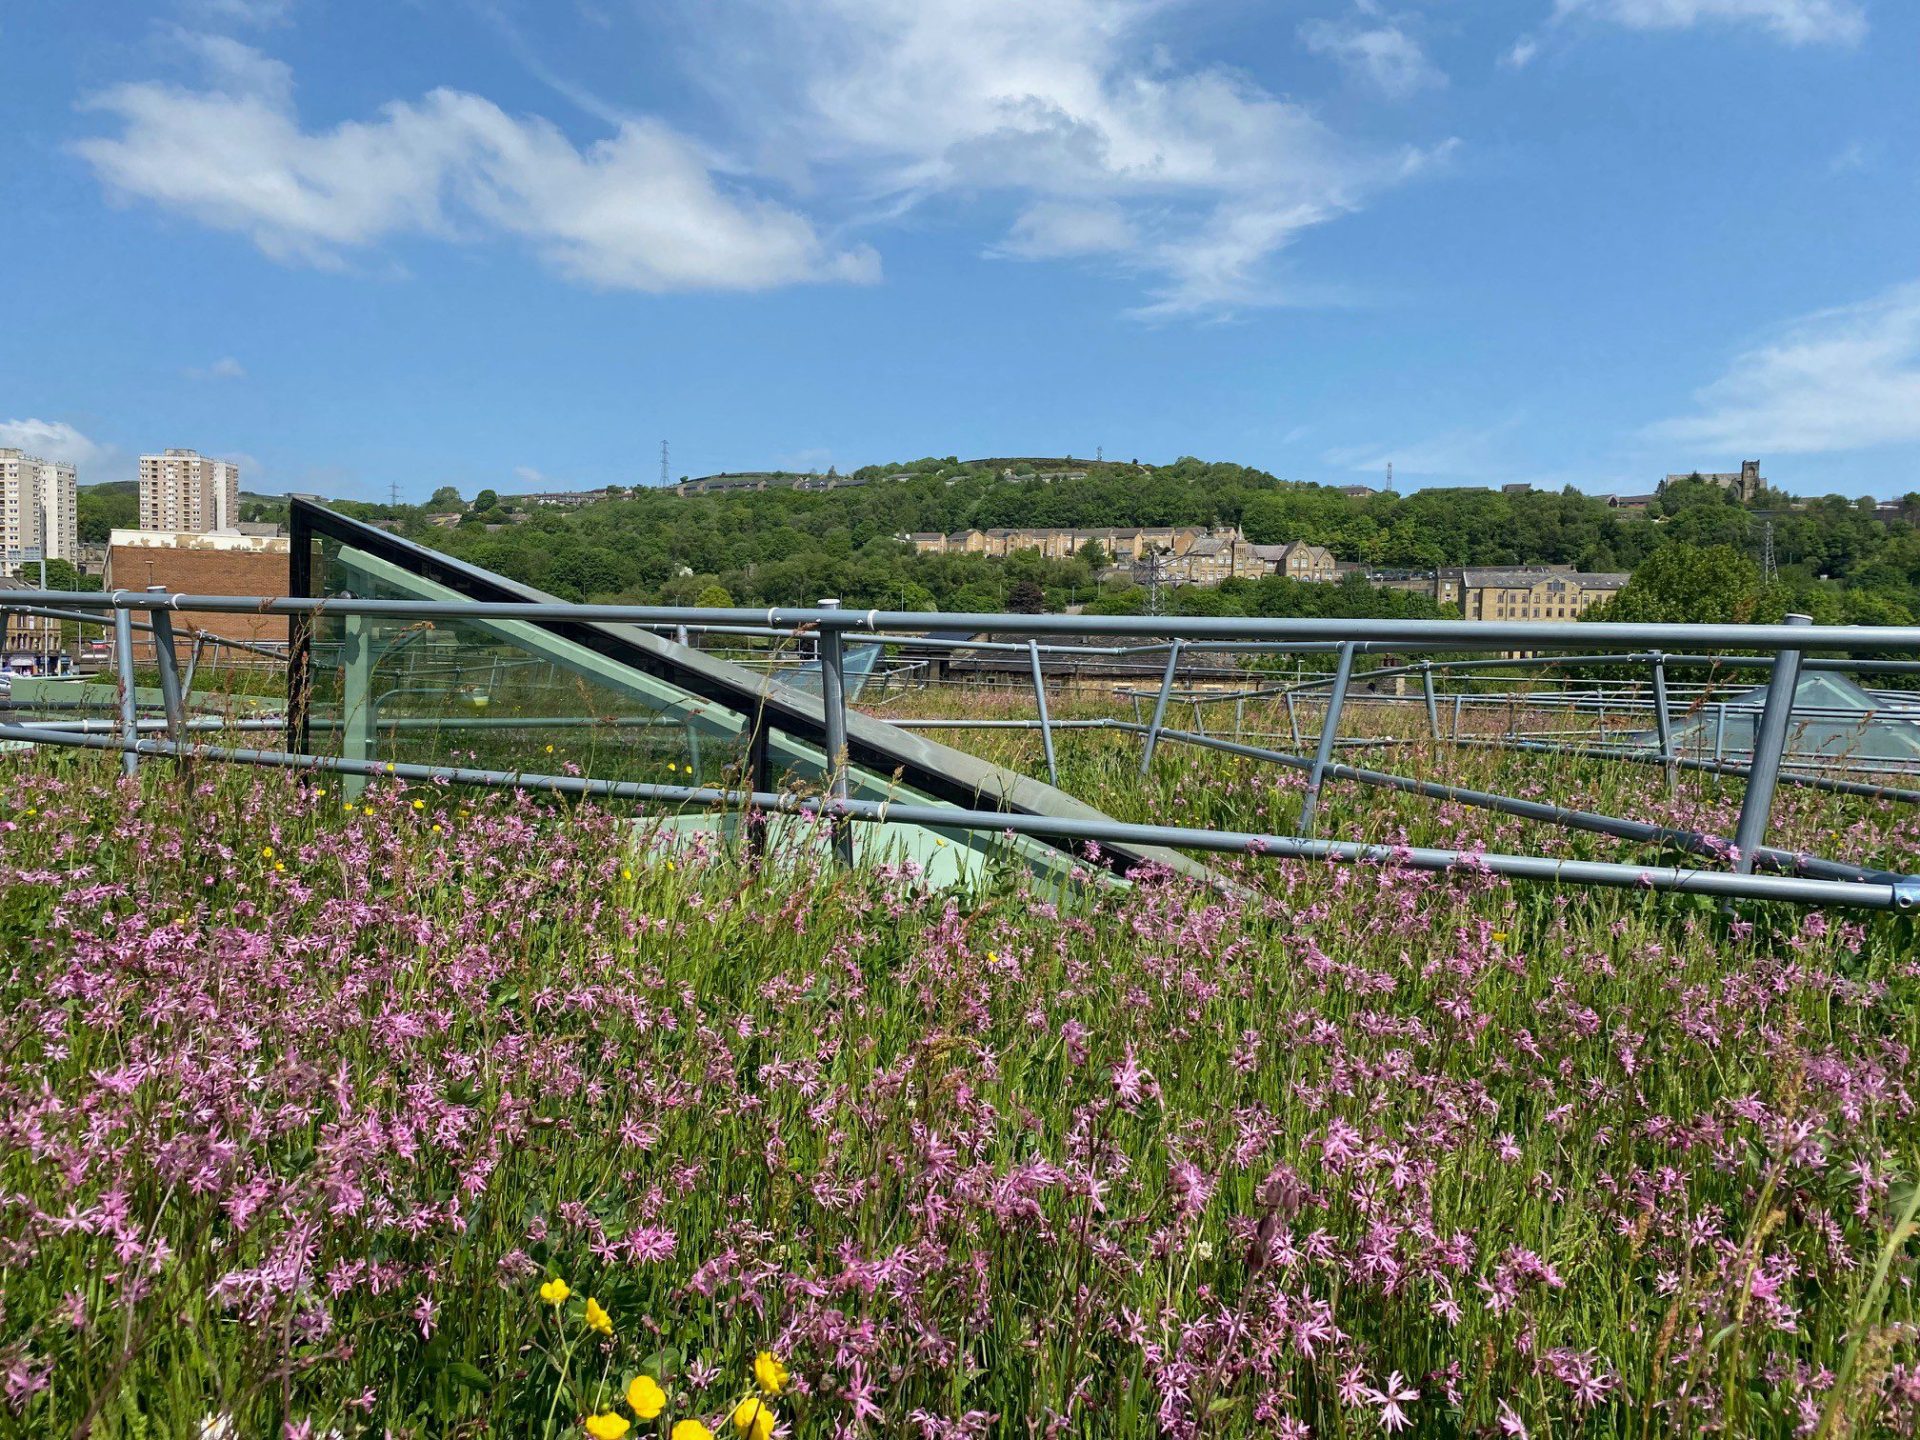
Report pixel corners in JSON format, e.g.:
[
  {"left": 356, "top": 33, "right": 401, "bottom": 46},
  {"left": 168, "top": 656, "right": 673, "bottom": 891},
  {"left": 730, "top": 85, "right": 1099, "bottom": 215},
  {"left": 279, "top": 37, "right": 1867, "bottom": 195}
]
[{"left": 3, "top": 585, "right": 1920, "bottom": 912}]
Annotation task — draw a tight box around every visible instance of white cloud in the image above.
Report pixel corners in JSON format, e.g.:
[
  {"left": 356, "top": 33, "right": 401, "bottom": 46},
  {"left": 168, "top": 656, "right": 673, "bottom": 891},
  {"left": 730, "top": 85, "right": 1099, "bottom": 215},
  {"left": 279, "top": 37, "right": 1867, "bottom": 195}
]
[
  {"left": 186, "top": 355, "right": 247, "bottom": 380},
  {"left": 1646, "top": 282, "right": 1920, "bottom": 454},
  {"left": 1301, "top": 15, "right": 1446, "bottom": 98},
  {"left": 182, "top": 0, "right": 296, "bottom": 26},
  {"left": 1502, "top": 36, "right": 1543, "bottom": 67},
  {"left": 1550, "top": 0, "right": 1866, "bottom": 45},
  {"left": 514, "top": 466, "right": 548, "bottom": 484},
  {"left": 0, "top": 419, "right": 113, "bottom": 471},
  {"left": 692, "top": 0, "right": 1450, "bottom": 316},
  {"left": 73, "top": 38, "right": 878, "bottom": 292},
  {"left": 991, "top": 201, "right": 1137, "bottom": 259}
]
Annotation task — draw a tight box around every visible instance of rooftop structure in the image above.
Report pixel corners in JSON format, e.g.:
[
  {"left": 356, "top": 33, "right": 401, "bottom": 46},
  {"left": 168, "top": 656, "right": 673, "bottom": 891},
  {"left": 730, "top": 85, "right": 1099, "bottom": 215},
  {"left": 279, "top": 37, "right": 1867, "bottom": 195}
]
[
  {"left": 104, "top": 528, "right": 291, "bottom": 661},
  {"left": 0, "top": 447, "right": 77, "bottom": 576},
  {"left": 139, "top": 449, "right": 239, "bottom": 534}
]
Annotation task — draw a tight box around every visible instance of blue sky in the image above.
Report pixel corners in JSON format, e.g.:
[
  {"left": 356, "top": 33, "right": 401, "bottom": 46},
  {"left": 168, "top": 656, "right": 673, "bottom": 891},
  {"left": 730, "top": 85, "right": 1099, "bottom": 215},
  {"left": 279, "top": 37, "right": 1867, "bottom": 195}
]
[{"left": 1, "top": 0, "right": 1916, "bottom": 500}]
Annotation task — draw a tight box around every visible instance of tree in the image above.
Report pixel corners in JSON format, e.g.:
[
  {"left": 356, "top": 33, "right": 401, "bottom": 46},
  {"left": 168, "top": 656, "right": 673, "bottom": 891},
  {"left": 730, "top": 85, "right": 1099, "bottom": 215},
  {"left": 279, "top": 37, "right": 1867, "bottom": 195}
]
[
  {"left": 428, "top": 486, "right": 464, "bottom": 510},
  {"left": 1006, "top": 578, "right": 1047, "bottom": 613},
  {"left": 472, "top": 489, "right": 500, "bottom": 512},
  {"left": 693, "top": 584, "right": 735, "bottom": 608},
  {"left": 1586, "top": 543, "right": 1782, "bottom": 626},
  {"left": 37, "top": 559, "right": 100, "bottom": 592}
]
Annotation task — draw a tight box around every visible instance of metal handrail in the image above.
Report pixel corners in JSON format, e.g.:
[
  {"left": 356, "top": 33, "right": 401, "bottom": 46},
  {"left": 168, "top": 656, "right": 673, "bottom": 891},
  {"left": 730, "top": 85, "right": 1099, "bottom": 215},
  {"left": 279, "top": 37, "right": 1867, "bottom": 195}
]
[{"left": 6, "top": 586, "right": 1920, "bottom": 911}]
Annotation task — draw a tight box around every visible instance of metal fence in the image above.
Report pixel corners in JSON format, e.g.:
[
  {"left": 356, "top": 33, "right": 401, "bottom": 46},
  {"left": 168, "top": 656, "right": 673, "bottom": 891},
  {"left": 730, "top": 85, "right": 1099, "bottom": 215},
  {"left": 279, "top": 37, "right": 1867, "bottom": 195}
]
[{"left": 3, "top": 584, "right": 1919, "bottom": 912}]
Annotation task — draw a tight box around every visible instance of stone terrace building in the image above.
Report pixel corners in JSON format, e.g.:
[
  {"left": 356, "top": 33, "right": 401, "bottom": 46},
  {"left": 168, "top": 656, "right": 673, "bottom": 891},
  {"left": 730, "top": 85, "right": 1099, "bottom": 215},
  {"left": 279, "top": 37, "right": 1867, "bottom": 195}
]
[
  {"left": 1444, "top": 566, "right": 1630, "bottom": 621},
  {"left": 907, "top": 525, "right": 1217, "bottom": 563},
  {"left": 906, "top": 526, "right": 1341, "bottom": 587}
]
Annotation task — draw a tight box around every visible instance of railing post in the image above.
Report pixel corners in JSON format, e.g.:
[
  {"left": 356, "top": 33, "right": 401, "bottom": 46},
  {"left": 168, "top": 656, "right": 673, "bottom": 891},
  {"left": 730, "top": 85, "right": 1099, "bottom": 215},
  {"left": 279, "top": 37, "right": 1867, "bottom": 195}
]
[
  {"left": 1285, "top": 689, "right": 1301, "bottom": 749},
  {"left": 1297, "top": 641, "right": 1355, "bottom": 838},
  {"left": 743, "top": 708, "right": 770, "bottom": 861},
  {"left": 1714, "top": 701, "right": 1728, "bottom": 765},
  {"left": 817, "top": 599, "right": 853, "bottom": 866},
  {"left": 1650, "top": 651, "right": 1676, "bottom": 792},
  {"left": 1732, "top": 613, "right": 1811, "bottom": 875},
  {"left": 146, "top": 587, "right": 188, "bottom": 763},
  {"left": 1138, "top": 640, "right": 1182, "bottom": 776},
  {"left": 341, "top": 611, "right": 373, "bottom": 801},
  {"left": 1027, "top": 640, "right": 1058, "bottom": 786},
  {"left": 112, "top": 606, "right": 140, "bottom": 779},
  {"left": 1452, "top": 693, "right": 1464, "bottom": 740},
  {"left": 1421, "top": 662, "right": 1440, "bottom": 743}
]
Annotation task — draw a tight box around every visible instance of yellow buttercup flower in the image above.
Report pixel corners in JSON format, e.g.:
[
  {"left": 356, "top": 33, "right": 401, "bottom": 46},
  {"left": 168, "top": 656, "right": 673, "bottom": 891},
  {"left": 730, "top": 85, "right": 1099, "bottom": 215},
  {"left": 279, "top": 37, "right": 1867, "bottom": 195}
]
[
  {"left": 672, "top": 1423, "right": 715, "bottom": 1440},
  {"left": 412, "top": 799, "right": 425, "bottom": 810},
  {"left": 260, "top": 846, "right": 274, "bottom": 858},
  {"left": 539, "top": 1277, "right": 571, "bottom": 1306},
  {"left": 752, "top": 1352, "right": 789, "bottom": 1397},
  {"left": 626, "top": 1375, "right": 666, "bottom": 1420},
  {"left": 622, "top": 867, "right": 633, "bottom": 881},
  {"left": 584, "top": 1296, "right": 613, "bottom": 1335},
  {"left": 545, "top": 744, "right": 555, "bottom": 754},
  {"left": 585, "top": 1412, "right": 630, "bottom": 1439},
  {"left": 731, "top": 1397, "right": 776, "bottom": 1440}
]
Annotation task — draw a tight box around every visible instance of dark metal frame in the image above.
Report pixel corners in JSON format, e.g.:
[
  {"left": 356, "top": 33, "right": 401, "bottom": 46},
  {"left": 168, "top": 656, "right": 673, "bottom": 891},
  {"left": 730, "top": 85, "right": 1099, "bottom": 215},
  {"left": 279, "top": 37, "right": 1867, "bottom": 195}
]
[{"left": 284, "top": 499, "right": 1152, "bottom": 878}]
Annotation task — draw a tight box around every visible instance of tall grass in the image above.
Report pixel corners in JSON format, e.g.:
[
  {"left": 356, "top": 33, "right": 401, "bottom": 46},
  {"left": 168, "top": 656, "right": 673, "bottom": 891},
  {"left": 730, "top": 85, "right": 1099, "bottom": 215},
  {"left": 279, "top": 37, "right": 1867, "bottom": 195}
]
[{"left": 1, "top": 722, "right": 1916, "bottom": 1438}]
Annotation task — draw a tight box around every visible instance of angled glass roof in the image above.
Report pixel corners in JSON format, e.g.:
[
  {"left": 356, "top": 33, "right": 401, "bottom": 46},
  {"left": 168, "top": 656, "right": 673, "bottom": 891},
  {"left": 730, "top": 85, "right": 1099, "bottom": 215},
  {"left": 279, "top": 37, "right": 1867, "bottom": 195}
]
[
  {"left": 1648, "top": 670, "right": 1920, "bottom": 768},
  {"left": 288, "top": 499, "right": 1209, "bottom": 886}
]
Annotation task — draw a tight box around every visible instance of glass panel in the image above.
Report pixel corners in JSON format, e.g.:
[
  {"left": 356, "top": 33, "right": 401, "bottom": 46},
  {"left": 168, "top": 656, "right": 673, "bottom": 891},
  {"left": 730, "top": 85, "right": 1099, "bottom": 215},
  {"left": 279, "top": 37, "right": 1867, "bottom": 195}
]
[{"left": 305, "top": 542, "right": 751, "bottom": 791}]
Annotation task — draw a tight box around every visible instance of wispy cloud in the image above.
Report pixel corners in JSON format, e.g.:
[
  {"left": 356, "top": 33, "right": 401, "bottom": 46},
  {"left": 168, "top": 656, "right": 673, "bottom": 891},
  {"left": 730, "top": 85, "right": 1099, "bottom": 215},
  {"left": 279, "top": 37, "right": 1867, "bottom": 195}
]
[
  {"left": 1549, "top": 0, "right": 1866, "bottom": 46},
  {"left": 1646, "top": 281, "right": 1920, "bottom": 454},
  {"left": 186, "top": 355, "right": 246, "bottom": 381},
  {"left": 73, "top": 37, "right": 879, "bottom": 293},
  {"left": 0, "top": 419, "right": 113, "bottom": 471},
  {"left": 1300, "top": 13, "right": 1446, "bottom": 99},
  {"left": 181, "top": 0, "right": 296, "bottom": 27},
  {"left": 686, "top": 0, "right": 1454, "bottom": 318},
  {"left": 1502, "top": 36, "right": 1543, "bottom": 67}
]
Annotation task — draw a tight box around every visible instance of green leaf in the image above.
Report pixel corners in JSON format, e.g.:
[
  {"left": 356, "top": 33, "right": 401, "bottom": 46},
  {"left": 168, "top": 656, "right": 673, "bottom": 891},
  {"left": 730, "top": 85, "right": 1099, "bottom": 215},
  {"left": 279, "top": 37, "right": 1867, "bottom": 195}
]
[
  {"left": 444, "top": 1360, "right": 491, "bottom": 1392},
  {"left": 641, "top": 1347, "right": 682, "bottom": 1380}
]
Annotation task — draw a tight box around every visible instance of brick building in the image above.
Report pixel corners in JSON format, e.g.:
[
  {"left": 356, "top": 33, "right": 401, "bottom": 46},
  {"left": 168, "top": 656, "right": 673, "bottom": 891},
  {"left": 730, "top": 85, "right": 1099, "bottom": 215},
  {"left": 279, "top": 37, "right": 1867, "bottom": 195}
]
[{"left": 103, "top": 529, "right": 290, "bottom": 661}]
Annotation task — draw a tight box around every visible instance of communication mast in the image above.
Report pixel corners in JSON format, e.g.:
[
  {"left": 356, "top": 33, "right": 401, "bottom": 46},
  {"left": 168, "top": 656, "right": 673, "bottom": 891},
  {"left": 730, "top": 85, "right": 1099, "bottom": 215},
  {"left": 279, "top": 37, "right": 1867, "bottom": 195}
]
[
  {"left": 1762, "top": 519, "right": 1777, "bottom": 584},
  {"left": 660, "top": 440, "right": 670, "bottom": 489},
  {"left": 1385, "top": 461, "right": 1394, "bottom": 493}
]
